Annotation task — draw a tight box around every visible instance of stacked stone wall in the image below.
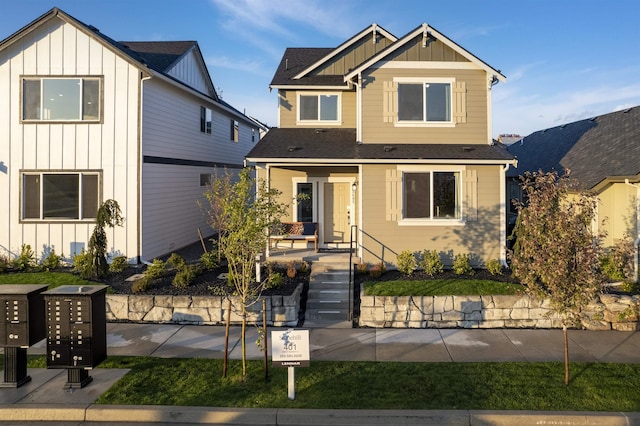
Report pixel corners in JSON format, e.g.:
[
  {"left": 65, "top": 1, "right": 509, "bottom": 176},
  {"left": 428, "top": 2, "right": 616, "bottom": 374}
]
[
  {"left": 105, "top": 283, "right": 302, "bottom": 326},
  {"left": 359, "top": 291, "right": 640, "bottom": 331}
]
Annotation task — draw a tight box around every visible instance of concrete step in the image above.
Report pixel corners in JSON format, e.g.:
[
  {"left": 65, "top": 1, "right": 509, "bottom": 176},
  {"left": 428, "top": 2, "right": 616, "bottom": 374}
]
[
  {"left": 306, "top": 300, "right": 350, "bottom": 310},
  {"left": 309, "top": 281, "right": 350, "bottom": 291},
  {"left": 305, "top": 309, "right": 350, "bottom": 321},
  {"left": 303, "top": 318, "right": 353, "bottom": 328},
  {"left": 308, "top": 289, "right": 350, "bottom": 299}
]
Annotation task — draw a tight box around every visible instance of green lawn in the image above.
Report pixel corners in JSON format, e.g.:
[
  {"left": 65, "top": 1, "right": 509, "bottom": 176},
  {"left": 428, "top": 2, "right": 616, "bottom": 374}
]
[
  {"left": 15, "top": 356, "right": 640, "bottom": 411},
  {"left": 363, "top": 279, "right": 525, "bottom": 296},
  {"left": 0, "top": 271, "right": 96, "bottom": 288}
]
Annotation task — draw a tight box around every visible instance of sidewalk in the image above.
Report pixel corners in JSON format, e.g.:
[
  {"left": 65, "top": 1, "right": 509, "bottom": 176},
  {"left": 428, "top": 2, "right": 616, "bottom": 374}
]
[{"left": 1, "top": 324, "right": 639, "bottom": 424}]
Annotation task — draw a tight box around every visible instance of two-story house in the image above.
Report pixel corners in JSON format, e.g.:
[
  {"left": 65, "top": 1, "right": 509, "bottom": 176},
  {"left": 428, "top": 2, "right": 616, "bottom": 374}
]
[
  {"left": 0, "top": 8, "right": 265, "bottom": 263},
  {"left": 246, "top": 23, "right": 515, "bottom": 267}
]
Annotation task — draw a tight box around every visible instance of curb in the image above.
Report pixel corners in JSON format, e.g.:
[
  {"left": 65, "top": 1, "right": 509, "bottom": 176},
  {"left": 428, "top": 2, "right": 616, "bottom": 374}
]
[{"left": 1, "top": 405, "right": 639, "bottom": 425}]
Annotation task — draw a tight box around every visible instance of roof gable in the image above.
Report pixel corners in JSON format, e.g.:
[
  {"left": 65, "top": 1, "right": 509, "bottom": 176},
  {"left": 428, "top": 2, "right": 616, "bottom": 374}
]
[
  {"left": 507, "top": 106, "right": 640, "bottom": 189},
  {"left": 344, "top": 23, "right": 505, "bottom": 83},
  {"left": 293, "top": 24, "right": 397, "bottom": 80}
]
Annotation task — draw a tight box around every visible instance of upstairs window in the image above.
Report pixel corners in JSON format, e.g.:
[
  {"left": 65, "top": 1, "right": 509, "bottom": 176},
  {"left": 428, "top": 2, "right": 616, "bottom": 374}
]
[
  {"left": 230, "top": 120, "right": 239, "bottom": 142},
  {"left": 398, "top": 82, "right": 451, "bottom": 123},
  {"left": 200, "top": 106, "right": 212, "bottom": 134},
  {"left": 22, "top": 77, "right": 102, "bottom": 122},
  {"left": 298, "top": 93, "right": 340, "bottom": 124},
  {"left": 21, "top": 171, "right": 101, "bottom": 221}
]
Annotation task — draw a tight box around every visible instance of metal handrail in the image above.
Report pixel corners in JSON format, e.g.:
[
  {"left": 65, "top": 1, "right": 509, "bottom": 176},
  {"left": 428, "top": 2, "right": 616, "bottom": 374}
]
[{"left": 348, "top": 225, "right": 358, "bottom": 323}]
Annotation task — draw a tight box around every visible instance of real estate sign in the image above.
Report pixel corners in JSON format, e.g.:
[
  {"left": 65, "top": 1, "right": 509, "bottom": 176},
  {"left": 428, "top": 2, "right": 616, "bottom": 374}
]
[{"left": 271, "top": 329, "right": 310, "bottom": 367}]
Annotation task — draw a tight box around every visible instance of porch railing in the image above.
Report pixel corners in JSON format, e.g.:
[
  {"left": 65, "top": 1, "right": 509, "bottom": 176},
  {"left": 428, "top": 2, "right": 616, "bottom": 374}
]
[{"left": 348, "top": 224, "right": 358, "bottom": 323}]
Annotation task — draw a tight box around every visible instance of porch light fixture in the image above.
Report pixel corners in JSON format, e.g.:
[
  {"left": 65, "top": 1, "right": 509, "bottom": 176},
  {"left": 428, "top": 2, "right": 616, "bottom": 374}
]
[{"left": 352, "top": 182, "right": 357, "bottom": 191}]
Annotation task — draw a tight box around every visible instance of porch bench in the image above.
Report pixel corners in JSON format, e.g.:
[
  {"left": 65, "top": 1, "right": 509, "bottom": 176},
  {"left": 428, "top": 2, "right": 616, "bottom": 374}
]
[{"left": 269, "top": 222, "right": 318, "bottom": 252}]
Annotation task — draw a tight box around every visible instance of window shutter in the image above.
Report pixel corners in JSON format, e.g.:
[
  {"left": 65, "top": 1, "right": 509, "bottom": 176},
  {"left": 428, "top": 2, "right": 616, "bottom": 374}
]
[
  {"left": 385, "top": 169, "right": 402, "bottom": 221},
  {"left": 453, "top": 81, "right": 467, "bottom": 124},
  {"left": 464, "top": 169, "right": 477, "bottom": 221},
  {"left": 382, "top": 81, "right": 398, "bottom": 123}
]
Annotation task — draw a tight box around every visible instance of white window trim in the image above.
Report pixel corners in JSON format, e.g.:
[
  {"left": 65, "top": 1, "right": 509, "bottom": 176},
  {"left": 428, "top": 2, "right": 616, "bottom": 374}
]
[
  {"left": 393, "top": 77, "right": 455, "bottom": 128},
  {"left": 397, "top": 165, "right": 465, "bottom": 226},
  {"left": 292, "top": 178, "right": 316, "bottom": 222},
  {"left": 296, "top": 92, "right": 342, "bottom": 125}
]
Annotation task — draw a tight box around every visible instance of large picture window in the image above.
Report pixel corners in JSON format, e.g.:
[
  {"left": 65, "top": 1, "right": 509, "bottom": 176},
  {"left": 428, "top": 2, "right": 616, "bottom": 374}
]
[
  {"left": 403, "top": 171, "right": 460, "bottom": 220},
  {"left": 21, "top": 171, "right": 100, "bottom": 221},
  {"left": 298, "top": 93, "right": 339, "bottom": 123},
  {"left": 22, "top": 77, "right": 102, "bottom": 122},
  {"left": 398, "top": 81, "right": 451, "bottom": 123}
]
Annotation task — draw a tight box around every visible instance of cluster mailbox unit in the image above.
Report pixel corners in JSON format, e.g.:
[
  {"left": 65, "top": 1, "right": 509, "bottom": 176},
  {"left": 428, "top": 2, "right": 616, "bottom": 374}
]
[
  {"left": 0, "top": 284, "right": 48, "bottom": 387},
  {"left": 43, "top": 285, "right": 108, "bottom": 389}
]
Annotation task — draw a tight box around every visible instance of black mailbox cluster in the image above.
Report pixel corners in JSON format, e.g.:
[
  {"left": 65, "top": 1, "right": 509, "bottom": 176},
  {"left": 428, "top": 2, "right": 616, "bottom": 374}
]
[
  {"left": 43, "top": 285, "right": 108, "bottom": 388},
  {"left": 0, "top": 284, "right": 48, "bottom": 387}
]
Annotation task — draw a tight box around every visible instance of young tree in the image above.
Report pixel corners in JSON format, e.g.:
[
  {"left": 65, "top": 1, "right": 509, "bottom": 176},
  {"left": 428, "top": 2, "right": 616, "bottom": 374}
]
[
  {"left": 200, "top": 169, "right": 234, "bottom": 263},
  {"left": 88, "top": 199, "right": 125, "bottom": 279},
  {"left": 203, "top": 168, "right": 288, "bottom": 379},
  {"left": 510, "top": 170, "right": 605, "bottom": 385}
]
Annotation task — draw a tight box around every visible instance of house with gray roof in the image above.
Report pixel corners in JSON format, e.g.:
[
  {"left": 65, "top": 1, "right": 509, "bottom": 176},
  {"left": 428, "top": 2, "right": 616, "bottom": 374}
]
[
  {"left": 246, "top": 23, "right": 516, "bottom": 268},
  {"left": 0, "top": 8, "right": 265, "bottom": 263},
  {"left": 506, "top": 107, "right": 640, "bottom": 273}
]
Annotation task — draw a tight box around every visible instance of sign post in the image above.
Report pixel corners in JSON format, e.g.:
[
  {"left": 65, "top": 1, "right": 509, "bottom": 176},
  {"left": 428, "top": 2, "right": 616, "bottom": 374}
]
[{"left": 271, "top": 329, "right": 310, "bottom": 400}]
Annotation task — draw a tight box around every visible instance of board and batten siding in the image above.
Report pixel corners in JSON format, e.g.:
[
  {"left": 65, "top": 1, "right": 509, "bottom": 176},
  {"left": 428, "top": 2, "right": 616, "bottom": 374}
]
[
  {"left": 359, "top": 164, "right": 503, "bottom": 267},
  {"left": 277, "top": 89, "right": 356, "bottom": 128},
  {"left": 140, "top": 79, "right": 255, "bottom": 260},
  {"left": 360, "top": 68, "right": 489, "bottom": 144},
  {"left": 0, "top": 16, "right": 140, "bottom": 262},
  {"left": 166, "top": 48, "right": 212, "bottom": 96}
]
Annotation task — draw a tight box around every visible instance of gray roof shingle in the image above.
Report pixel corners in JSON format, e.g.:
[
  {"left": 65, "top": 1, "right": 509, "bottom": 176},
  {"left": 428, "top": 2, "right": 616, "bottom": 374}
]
[
  {"left": 507, "top": 107, "right": 640, "bottom": 188},
  {"left": 118, "top": 41, "right": 197, "bottom": 73},
  {"left": 247, "top": 128, "right": 515, "bottom": 162}
]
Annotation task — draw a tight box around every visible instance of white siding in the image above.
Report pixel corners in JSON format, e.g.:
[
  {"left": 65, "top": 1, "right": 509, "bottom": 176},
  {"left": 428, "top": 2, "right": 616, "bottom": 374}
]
[
  {"left": 0, "top": 16, "right": 140, "bottom": 262},
  {"left": 166, "top": 49, "right": 213, "bottom": 97},
  {"left": 139, "top": 79, "right": 258, "bottom": 260}
]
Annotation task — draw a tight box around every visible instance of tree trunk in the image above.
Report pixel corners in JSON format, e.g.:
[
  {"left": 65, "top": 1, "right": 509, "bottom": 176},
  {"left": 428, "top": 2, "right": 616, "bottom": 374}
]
[
  {"left": 563, "top": 325, "right": 570, "bottom": 385},
  {"left": 241, "top": 304, "right": 247, "bottom": 380}
]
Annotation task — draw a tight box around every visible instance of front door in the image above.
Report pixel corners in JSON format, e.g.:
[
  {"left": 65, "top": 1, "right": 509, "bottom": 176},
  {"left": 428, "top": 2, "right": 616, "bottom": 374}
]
[{"left": 323, "top": 182, "right": 351, "bottom": 244}]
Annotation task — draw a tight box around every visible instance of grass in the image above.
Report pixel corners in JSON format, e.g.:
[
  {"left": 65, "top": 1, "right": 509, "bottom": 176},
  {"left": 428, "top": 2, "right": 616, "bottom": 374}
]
[
  {"left": 12, "top": 356, "right": 640, "bottom": 411},
  {"left": 0, "top": 271, "right": 96, "bottom": 288},
  {"left": 363, "top": 279, "right": 524, "bottom": 296}
]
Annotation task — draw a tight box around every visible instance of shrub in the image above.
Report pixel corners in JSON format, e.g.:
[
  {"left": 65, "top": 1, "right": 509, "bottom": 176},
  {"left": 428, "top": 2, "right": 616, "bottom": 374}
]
[
  {"left": 131, "top": 276, "right": 152, "bottom": 294},
  {"left": 0, "top": 254, "right": 9, "bottom": 273},
  {"left": 41, "top": 249, "right": 62, "bottom": 272},
  {"left": 266, "top": 271, "right": 283, "bottom": 289},
  {"left": 199, "top": 251, "right": 218, "bottom": 271},
  {"left": 396, "top": 250, "right": 417, "bottom": 275},
  {"left": 12, "top": 244, "right": 36, "bottom": 271},
  {"left": 167, "top": 253, "right": 187, "bottom": 270},
  {"left": 369, "top": 264, "right": 383, "bottom": 278},
  {"left": 145, "top": 259, "right": 166, "bottom": 280},
  {"left": 173, "top": 264, "right": 198, "bottom": 288},
  {"left": 73, "top": 250, "right": 93, "bottom": 279},
  {"left": 297, "top": 261, "right": 309, "bottom": 274},
  {"left": 600, "top": 238, "right": 635, "bottom": 282},
  {"left": 356, "top": 263, "right": 368, "bottom": 275},
  {"left": 420, "top": 250, "right": 443, "bottom": 277},
  {"left": 486, "top": 259, "right": 503, "bottom": 276},
  {"left": 286, "top": 261, "right": 297, "bottom": 278},
  {"left": 109, "top": 256, "right": 129, "bottom": 273},
  {"left": 452, "top": 253, "right": 474, "bottom": 275}
]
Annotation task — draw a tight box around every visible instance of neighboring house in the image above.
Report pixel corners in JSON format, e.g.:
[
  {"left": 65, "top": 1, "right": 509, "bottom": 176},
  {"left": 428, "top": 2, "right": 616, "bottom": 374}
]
[
  {"left": 0, "top": 8, "right": 265, "bottom": 263},
  {"left": 246, "top": 23, "right": 516, "bottom": 267},
  {"left": 506, "top": 106, "right": 640, "bottom": 271}
]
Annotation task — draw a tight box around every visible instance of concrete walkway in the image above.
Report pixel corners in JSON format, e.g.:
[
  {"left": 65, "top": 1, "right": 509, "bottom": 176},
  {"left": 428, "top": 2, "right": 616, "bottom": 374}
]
[{"left": 1, "top": 325, "right": 640, "bottom": 424}]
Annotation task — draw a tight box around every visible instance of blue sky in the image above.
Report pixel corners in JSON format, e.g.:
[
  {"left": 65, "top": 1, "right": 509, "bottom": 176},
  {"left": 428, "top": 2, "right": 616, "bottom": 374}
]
[{"left": 2, "top": 0, "right": 639, "bottom": 138}]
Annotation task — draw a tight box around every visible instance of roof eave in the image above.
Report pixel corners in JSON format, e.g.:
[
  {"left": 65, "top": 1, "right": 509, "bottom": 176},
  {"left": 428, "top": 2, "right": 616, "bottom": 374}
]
[
  {"left": 245, "top": 157, "right": 517, "bottom": 165},
  {"left": 270, "top": 84, "right": 352, "bottom": 91}
]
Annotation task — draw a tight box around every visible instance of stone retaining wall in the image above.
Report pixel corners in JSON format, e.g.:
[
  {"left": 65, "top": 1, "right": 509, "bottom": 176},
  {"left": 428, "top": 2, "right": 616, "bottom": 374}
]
[
  {"left": 359, "top": 291, "right": 640, "bottom": 331},
  {"left": 105, "top": 284, "right": 303, "bottom": 326}
]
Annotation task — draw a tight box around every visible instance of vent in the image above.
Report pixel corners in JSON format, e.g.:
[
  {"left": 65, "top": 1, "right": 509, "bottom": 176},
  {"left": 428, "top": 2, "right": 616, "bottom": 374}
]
[{"left": 384, "top": 145, "right": 395, "bottom": 152}]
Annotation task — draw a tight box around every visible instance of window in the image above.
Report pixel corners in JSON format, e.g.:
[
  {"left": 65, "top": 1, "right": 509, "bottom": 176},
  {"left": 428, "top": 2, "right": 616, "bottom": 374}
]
[
  {"left": 298, "top": 93, "right": 339, "bottom": 123},
  {"left": 230, "top": 120, "right": 239, "bottom": 142},
  {"left": 200, "top": 174, "right": 212, "bottom": 187},
  {"left": 296, "top": 183, "right": 314, "bottom": 222},
  {"left": 22, "top": 77, "right": 102, "bottom": 122},
  {"left": 251, "top": 128, "right": 256, "bottom": 142},
  {"left": 398, "top": 82, "right": 451, "bottom": 122},
  {"left": 403, "top": 171, "right": 460, "bottom": 220},
  {"left": 200, "top": 107, "right": 212, "bottom": 134},
  {"left": 21, "top": 171, "right": 100, "bottom": 221}
]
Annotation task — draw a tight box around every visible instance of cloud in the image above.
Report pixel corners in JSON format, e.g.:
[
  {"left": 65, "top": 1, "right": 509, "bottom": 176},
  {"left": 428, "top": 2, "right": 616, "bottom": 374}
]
[{"left": 206, "top": 55, "right": 271, "bottom": 77}]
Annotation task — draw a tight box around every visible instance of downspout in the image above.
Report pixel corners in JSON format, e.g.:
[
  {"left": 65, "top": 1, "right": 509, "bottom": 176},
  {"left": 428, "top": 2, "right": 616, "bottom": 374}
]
[
  {"left": 138, "top": 73, "right": 152, "bottom": 264},
  {"left": 624, "top": 179, "right": 640, "bottom": 281},
  {"left": 499, "top": 162, "right": 512, "bottom": 266},
  {"left": 354, "top": 73, "right": 363, "bottom": 144}
]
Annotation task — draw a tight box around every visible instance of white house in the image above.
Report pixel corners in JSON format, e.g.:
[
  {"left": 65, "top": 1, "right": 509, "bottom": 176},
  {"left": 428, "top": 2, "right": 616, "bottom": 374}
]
[{"left": 0, "top": 8, "right": 266, "bottom": 263}]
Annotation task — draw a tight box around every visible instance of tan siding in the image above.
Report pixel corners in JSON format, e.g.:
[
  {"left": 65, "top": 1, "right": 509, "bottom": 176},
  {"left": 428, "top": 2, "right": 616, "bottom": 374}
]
[
  {"left": 360, "top": 68, "right": 488, "bottom": 144},
  {"left": 386, "top": 35, "right": 468, "bottom": 62},
  {"left": 360, "top": 164, "right": 502, "bottom": 267},
  {"left": 278, "top": 89, "right": 356, "bottom": 128},
  {"left": 315, "top": 34, "right": 394, "bottom": 76},
  {"left": 598, "top": 183, "right": 638, "bottom": 247}
]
